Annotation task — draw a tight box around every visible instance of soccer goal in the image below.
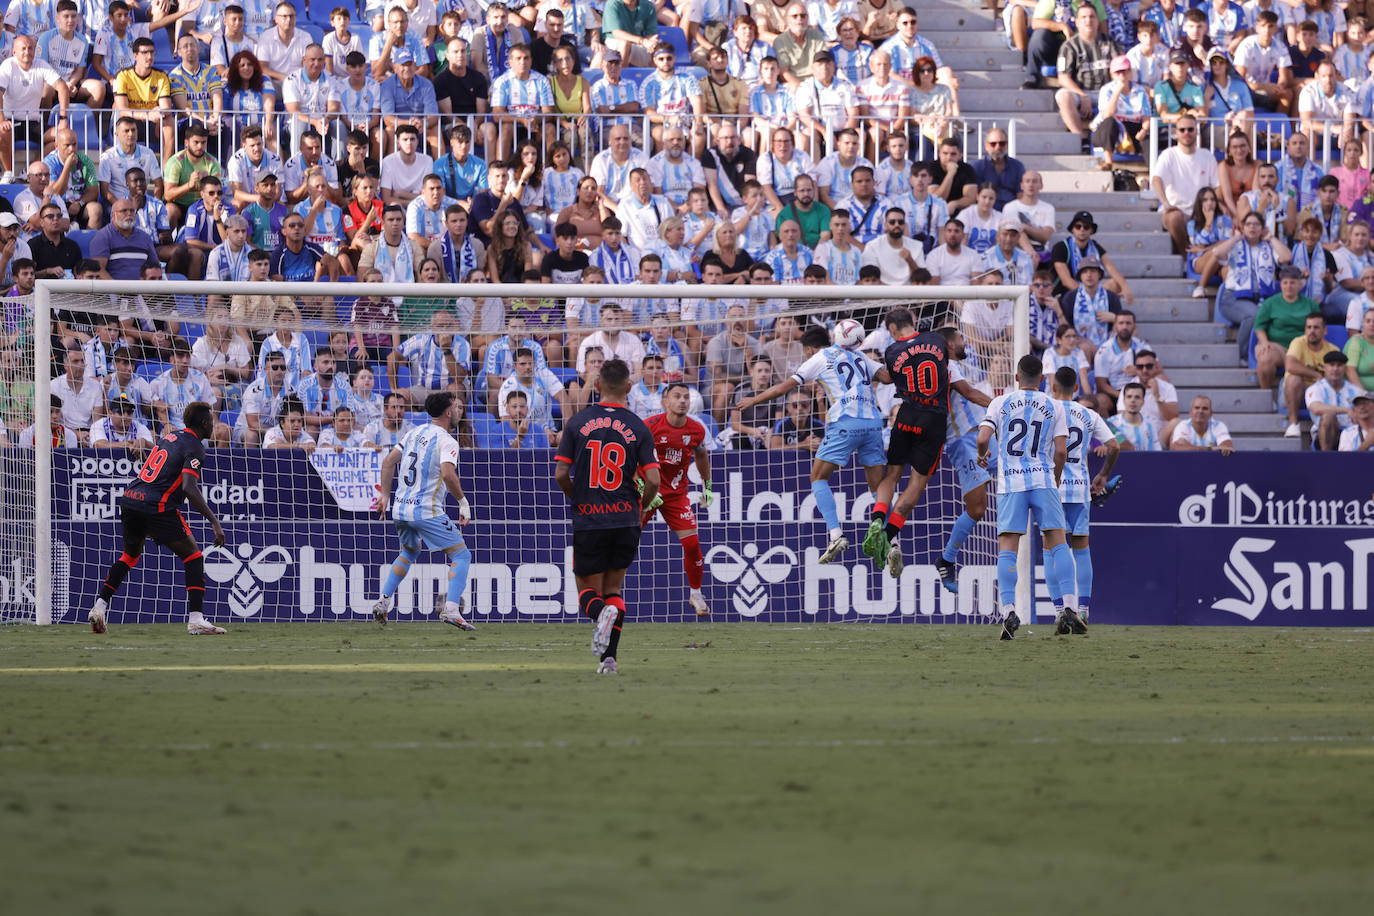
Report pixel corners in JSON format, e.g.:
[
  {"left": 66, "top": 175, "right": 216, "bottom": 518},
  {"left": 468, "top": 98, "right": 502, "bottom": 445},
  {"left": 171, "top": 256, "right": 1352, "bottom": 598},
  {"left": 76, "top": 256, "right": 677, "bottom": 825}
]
[{"left": 19, "top": 279, "right": 1030, "bottom": 627}]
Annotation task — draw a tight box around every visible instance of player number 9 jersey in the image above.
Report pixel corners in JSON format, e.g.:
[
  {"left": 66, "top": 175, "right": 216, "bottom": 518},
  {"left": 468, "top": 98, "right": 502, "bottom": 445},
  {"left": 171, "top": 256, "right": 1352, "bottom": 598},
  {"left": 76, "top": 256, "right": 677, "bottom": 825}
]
[{"left": 120, "top": 428, "right": 205, "bottom": 513}]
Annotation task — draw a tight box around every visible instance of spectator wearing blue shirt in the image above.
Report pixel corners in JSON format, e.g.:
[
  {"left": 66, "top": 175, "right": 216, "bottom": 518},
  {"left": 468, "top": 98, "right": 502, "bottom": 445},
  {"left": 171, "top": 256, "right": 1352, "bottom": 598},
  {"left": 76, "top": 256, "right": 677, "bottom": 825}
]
[
  {"left": 268, "top": 210, "right": 339, "bottom": 284},
  {"left": 90, "top": 198, "right": 159, "bottom": 280},
  {"left": 295, "top": 346, "right": 352, "bottom": 438},
  {"left": 433, "top": 123, "right": 488, "bottom": 206},
  {"left": 479, "top": 314, "right": 548, "bottom": 412},
  {"left": 177, "top": 173, "right": 235, "bottom": 279},
  {"left": 497, "top": 390, "right": 553, "bottom": 448},
  {"left": 388, "top": 308, "right": 471, "bottom": 408},
  {"left": 1092, "top": 57, "right": 1154, "bottom": 169},
  {"left": 1204, "top": 47, "right": 1253, "bottom": 138},
  {"left": 405, "top": 174, "right": 459, "bottom": 249},
  {"left": 379, "top": 48, "right": 440, "bottom": 156}
]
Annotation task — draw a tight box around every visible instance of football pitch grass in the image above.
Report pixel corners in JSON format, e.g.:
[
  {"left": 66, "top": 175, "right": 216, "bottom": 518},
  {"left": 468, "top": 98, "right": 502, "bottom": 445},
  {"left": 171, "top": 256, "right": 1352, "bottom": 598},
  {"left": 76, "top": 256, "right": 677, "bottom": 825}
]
[{"left": 1, "top": 623, "right": 1371, "bottom": 915}]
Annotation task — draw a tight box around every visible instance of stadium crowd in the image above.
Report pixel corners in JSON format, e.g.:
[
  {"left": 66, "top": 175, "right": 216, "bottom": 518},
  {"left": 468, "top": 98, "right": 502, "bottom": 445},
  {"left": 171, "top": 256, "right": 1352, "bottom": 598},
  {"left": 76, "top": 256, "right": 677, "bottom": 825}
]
[{"left": 0, "top": 0, "right": 1368, "bottom": 452}]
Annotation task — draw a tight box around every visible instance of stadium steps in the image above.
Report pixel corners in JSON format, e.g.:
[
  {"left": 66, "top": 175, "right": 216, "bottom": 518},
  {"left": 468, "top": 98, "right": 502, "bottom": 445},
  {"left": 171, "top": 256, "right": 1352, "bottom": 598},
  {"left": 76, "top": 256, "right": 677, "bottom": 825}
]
[
  {"left": 1130, "top": 299, "right": 1211, "bottom": 322},
  {"left": 1139, "top": 322, "right": 1230, "bottom": 345},
  {"left": 1179, "top": 388, "right": 1277, "bottom": 413}
]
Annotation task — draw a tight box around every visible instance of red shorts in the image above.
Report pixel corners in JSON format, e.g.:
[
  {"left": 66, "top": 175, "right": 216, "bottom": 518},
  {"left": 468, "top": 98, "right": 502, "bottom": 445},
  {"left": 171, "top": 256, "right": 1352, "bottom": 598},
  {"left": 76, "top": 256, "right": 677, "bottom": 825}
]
[{"left": 642, "top": 490, "right": 697, "bottom": 532}]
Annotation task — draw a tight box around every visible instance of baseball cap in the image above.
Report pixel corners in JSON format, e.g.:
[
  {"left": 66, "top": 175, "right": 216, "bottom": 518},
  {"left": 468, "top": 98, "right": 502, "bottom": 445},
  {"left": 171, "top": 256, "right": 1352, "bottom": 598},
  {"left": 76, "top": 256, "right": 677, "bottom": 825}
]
[
  {"left": 257, "top": 172, "right": 279, "bottom": 183},
  {"left": 1208, "top": 48, "right": 1230, "bottom": 62},
  {"left": 813, "top": 50, "right": 835, "bottom": 63},
  {"left": 108, "top": 393, "right": 137, "bottom": 413},
  {"left": 1109, "top": 55, "right": 1132, "bottom": 73},
  {"left": 998, "top": 218, "right": 1021, "bottom": 233},
  {"left": 1278, "top": 264, "right": 1304, "bottom": 280},
  {"left": 1069, "top": 209, "right": 1096, "bottom": 232},
  {"left": 1324, "top": 350, "right": 1349, "bottom": 364},
  {"left": 392, "top": 47, "right": 415, "bottom": 65},
  {"left": 0, "top": 213, "right": 19, "bottom": 228},
  {"left": 602, "top": 48, "right": 622, "bottom": 63},
  {"left": 1354, "top": 393, "right": 1374, "bottom": 405},
  {"left": 1170, "top": 48, "right": 1191, "bottom": 64}
]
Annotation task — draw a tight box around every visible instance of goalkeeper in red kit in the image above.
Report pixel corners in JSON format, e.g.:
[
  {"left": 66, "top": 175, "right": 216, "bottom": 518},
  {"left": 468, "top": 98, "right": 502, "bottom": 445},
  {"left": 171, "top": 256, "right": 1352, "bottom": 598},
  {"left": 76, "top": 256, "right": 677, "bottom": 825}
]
[{"left": 641, "top": 382, "right": 715, "bottom": 617}]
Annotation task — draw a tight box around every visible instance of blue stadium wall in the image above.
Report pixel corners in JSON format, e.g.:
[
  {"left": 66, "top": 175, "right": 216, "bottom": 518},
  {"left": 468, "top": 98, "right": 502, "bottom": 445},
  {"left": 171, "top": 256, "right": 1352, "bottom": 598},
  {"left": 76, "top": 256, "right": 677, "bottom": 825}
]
[{"left": 37, "top": 450, "right": 1374, "bottom": 626}]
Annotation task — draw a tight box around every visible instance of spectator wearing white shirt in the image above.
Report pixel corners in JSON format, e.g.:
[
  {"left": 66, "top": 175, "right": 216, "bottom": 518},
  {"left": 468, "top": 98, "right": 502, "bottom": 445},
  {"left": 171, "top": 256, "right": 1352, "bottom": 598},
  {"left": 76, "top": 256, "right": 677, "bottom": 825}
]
[
  {"left": 0, "top": 34, "right": 68, "bottom": 184},
  {"left": 152, "top": 338, "right": 228, "bottom": 444},
  {"left": 924, "top": 218, "right": 983, "bottom": 287},
  {"left": 191, "top": 305, "right": 253, "bottom": 407},
  {"left": 617, "top": 167, "right": 675, "bottom": 249},
  {"left": 1338, "top": 392, "right": 1374, "bottom": 450},
  {"left": 51, "top": 345, "right": 102, "bottom": 443},
  {"left": 1150, "top": 114, "right": 1220, "bottom": 256},
  {"left": 497, "top": 346, "right": 568, "bottom": 441},
  {"left": 1124, "top": 19, "right": 1170, "bottom": 92},
  {"left": 1092, "top": 310, "right": 1149, "bottom": 417},
  {"left": 1169, "top": 395, "right": 1235, "bottom": 453},
  {"left": 860, "top": 205, "right": 925, "bottom": 285},
  {"left": 316, "top": 405, "right": 369, "bottom": 450},
  {"left": 379, "top": 124, "right": 435, "bottom": 206},
  {"left": 1306, "top": 349, "right": 1363, "bottom": 450},
  {"left": 1115, "top": 349, "right": 1179, "bottom": 432},
  {"left": 794, "top": 50, "right": 859, "bottom": 154},
  {"left": 998, "top": 169, "right": 1054, "bottom": 255},
  {"left": 262, "top": 403, "right": 317, "bottom": 452},
  {"left": 1299, "top": 61, "right": 1354, "bottom": 150},
  {"left": 255, "top": 3, "right": 313, "bottom": 82},
  {"left": 89, "top": 392, "right": 154, "bottom": 452},
  {"left": 575, "top": 301, "right": 647, "bottom": 372},
  {"left": 362, "top": 392, "right": 413, "bottom": 450},
  {"left": 1233, "top": 10, "right": 1293, "bottom": 113}
]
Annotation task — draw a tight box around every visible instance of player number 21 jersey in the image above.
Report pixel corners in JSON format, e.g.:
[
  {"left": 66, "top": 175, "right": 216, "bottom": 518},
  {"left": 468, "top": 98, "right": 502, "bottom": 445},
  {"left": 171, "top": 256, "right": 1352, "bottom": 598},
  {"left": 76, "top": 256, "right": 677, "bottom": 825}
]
[
  {"left": 791, "top": 345, "right": 884, "bottom": 425},
  {"left": 391, "top": 423, "right": 461, "bottom": 522},
  {"left": 980, "top": 388, "right": 1068, "bottom": 494},
  {"left": 557, "top": 402, "right": 659, "bottom": 531}
]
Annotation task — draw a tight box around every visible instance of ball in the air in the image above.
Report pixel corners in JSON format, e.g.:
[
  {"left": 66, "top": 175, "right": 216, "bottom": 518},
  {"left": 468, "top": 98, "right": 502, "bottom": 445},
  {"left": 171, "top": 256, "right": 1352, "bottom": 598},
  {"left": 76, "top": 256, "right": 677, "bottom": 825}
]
[{"left": 831, "top": 318, "right": 865, "bottom": 350}]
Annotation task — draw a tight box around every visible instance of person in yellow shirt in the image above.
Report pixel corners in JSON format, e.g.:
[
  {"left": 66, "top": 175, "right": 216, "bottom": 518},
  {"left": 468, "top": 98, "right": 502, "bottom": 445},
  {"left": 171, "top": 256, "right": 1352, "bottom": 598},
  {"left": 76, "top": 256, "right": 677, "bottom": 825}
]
[
  {"left": 112, "top": 37, "right": 174, "bottom": 165},
  {"left": 1282, "top": 312, "right": 1339, "bottom": 437}
]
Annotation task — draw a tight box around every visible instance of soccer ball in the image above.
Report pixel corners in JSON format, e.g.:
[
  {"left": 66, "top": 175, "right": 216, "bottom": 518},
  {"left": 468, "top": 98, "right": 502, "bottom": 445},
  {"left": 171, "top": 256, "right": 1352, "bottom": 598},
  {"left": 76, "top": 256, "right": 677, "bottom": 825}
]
[{"left": 831, "top": 319, "right": 865, "bottom": 350}]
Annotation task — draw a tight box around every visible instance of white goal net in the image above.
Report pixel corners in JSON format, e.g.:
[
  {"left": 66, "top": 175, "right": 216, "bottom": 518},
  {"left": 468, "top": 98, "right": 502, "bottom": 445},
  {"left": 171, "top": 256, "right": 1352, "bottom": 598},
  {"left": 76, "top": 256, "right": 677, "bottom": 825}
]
[{"left": 18, "top": 280, "right": 1029, "bottom": 626}]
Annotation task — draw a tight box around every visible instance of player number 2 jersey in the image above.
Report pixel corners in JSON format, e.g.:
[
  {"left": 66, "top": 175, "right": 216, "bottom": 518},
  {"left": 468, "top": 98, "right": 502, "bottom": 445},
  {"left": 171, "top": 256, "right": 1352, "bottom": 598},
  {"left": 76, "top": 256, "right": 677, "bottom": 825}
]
[
  {"left": 883, "top": 331, "right": 950, "bottom": 413},
  {"left": 1059, "top": 400, "right": 1114, "bottom": 504},
  {"left": 556, "top": 402, "right": 659, "bottom": 531},
  {"left": 120, "top": 428, "right": 205, "bottom": 513},
  {"left": 980, "top": 389, "right": 1068, "bottom": 494},
  {"left": 791, "top": 345, "right": 884, "bottom": 425},
  {"left": 645, "top": 413, "right": 707, "bottom": 495},
  {"left": 391, "top": 423, "right": 461, "bottom": 522}
]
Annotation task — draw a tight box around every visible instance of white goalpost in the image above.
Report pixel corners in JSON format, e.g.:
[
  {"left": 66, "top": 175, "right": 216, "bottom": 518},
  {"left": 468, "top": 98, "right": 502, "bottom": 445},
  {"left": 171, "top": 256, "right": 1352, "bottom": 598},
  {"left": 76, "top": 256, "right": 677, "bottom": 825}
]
[{"left": 23, "top": 279, "right": 1031, "bottom": 627}]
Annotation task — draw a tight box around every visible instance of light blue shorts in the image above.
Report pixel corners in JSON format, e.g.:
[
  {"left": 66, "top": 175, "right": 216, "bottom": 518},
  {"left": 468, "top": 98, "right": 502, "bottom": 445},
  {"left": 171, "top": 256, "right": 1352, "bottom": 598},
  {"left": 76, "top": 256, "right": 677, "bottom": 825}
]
[
  {"left": 396, "top": 516, "right": 465, "bottom": 554},
  {"left": 998, "top": 488, "right": 1068, "bottom": 535},
  {"left": 815, "top": 419, "right": 887, "bottom": 468},
  {"left": 946, "top": 431, "right": 994, "bottom": 494},
  {"left": 1063, "top": 501, "right": 1090, "bottom": 537}
]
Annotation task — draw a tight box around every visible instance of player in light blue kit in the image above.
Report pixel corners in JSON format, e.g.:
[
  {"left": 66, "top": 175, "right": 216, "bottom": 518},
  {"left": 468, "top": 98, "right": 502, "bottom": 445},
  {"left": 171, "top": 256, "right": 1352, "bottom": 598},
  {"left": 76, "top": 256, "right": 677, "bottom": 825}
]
[
  {"left": 934, "top": 329, "right": 995, "bottom": 594},
  {"left": 1050, "top": 366, "right": 1119, "bottom": 630},
  {"left": 735, "top": 326, "right": 890, "bottom": 564},
  {"left": 369, "top": 391, "right": 476, "bottom": 630},
  {"left": 975, "top": 355, "right": 1081, "bottom": 640}
]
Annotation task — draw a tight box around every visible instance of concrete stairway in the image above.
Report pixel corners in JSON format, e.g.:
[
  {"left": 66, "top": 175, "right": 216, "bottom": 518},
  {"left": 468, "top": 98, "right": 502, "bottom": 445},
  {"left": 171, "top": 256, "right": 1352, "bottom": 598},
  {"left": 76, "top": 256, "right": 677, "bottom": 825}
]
[{"left": 920, "top": 3, "right": 1294, "bottom": 450}]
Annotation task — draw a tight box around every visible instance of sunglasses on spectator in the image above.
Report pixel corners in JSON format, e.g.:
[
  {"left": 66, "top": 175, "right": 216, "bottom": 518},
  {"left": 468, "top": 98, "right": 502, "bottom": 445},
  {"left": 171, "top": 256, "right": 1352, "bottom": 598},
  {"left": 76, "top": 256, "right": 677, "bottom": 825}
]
[
  {"left": 1176, "top": 126, "right": 1197, "bottom": 132},
  {"left": 917, "top": 66, "right": 935, "bottom": 73},
  {"left": 1135, "top": 362, "right": 1157, "bottom": 370},
  {"left": 987, "top": 140, "right": 1007, "bottom": 147}
]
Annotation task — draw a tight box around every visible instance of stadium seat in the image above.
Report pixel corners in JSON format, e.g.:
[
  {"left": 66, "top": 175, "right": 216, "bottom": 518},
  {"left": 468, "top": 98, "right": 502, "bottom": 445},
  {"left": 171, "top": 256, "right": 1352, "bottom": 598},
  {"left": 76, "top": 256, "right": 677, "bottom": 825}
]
[
  {"left": 48, "top": 104, "right": 102, "bottom": 150},
  {"left": 1328, "top": 326, "right": 1350, "bottom": 350},
  {"left": 68, "top": 229, "right": 96, "bottom": 258},
  {"left": 300, "top": 24, "right": 325, "bottom": 45},
  {"left": 551, "top": 366, "right": 579, "bottom": 386},
  {"left": 582, "top": 68, "right": 603, "bottom": 88},
  {"left": 0, "top": 184, "right": 22, "bottom": 207},
  {"left": 177, "top": 322, "right": 205, "bottom": 343},
  {"left": 659, "top": 26, "right": 689, "bottom": 59},
  {"left": 152, "top": 29, "right": 174, "bottom": 69}
]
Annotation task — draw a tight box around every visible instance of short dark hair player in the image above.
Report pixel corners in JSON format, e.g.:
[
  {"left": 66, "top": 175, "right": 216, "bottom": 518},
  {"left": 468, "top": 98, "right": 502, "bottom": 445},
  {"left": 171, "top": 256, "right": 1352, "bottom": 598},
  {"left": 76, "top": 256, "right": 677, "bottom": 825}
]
[
  {"left": 554, "top": 358, "right": 661, "bottom": 675},
  {"left": 88, "top": 402, "right": 228, "bottom": 634}
]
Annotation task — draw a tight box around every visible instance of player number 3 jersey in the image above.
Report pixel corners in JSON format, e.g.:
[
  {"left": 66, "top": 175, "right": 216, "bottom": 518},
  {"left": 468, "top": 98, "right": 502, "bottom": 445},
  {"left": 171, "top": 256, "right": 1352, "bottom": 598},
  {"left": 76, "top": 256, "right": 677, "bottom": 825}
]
[
  {"left": 557, "top": 402, "right": 659, "bottom": 531},
  {"left": 391, "top": 423, "right": 461, "bottom": 522},
  {"left": 980, "top": 389, "right": 1069, "bottom": 493}
]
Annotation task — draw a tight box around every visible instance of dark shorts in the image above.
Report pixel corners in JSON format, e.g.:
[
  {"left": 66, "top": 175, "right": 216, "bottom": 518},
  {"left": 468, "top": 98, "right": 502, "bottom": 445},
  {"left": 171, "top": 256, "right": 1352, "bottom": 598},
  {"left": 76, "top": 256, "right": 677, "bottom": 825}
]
[
  {"left": 887, "top": 405, "right": 947, "bottom": 476},
  {"left": 572, "top": 526, "right": 642, "bottom": 577},
  {"left": 121, "top": 505, "right": 192, "bottom": 547}
]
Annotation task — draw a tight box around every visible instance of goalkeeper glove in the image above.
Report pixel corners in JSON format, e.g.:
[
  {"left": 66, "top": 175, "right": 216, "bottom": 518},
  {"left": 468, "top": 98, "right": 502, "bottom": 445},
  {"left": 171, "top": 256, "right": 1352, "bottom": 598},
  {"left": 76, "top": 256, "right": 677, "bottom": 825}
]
[
  {"left": 635, "top": 476, "right": 663, "bottom": 511},
  {"left": 700, "top": 480, "right": 714, "bottom": 507},
  {"left": 457, "top": 497, "right": 471, "bottom": 524}
]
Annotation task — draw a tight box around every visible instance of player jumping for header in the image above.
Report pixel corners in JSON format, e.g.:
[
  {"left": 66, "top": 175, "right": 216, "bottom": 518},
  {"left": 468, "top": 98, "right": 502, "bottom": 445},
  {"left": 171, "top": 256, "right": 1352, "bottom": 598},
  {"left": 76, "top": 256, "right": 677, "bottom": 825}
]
[
  {"left": 89, "top": 401, "right": 228, "bottom": 635},
  {"left": 370, "top": 391, "right": 476, "bottom": 630},
  {"left": 643, "top": 382, "right": 715, "bottom": 617},
  {"left": 737, "top": 326, "right": 890, "bottom": 564},
  {"left": 1049, "top": 366, "right": 1119, "bottom": 630},
  {"left": 935, "top": 328, "right": 997, "bottom": 594},
  {"left": 976, "top": 355, "right": 1081, "bottom": 640},
  {"left": 556, "top": 358, "right": 660, "bottom": 675},
  {"left": 864, "top": 310, "right": 959, "bottom": 579}
]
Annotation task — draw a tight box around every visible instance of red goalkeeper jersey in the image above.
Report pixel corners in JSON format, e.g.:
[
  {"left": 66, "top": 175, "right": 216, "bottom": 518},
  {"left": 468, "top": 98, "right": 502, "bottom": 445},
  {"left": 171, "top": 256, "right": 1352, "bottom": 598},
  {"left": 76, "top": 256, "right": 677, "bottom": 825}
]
[{"left": 645, "top": 413, "right": 707, "bottom": 496}]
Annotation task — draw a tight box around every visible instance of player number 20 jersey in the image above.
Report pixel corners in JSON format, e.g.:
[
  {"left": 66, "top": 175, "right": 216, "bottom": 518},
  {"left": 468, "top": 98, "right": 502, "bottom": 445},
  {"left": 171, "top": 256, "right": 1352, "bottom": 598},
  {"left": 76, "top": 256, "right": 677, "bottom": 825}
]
[
  {"left": 791, "top": 345, "right": 884, "bottom": 425},
  {"left": 980, "top": 389, "right": 1068, "bottom": 494},
  {"left": 391, "top": 423, "right": 461, "bottom": 521}
]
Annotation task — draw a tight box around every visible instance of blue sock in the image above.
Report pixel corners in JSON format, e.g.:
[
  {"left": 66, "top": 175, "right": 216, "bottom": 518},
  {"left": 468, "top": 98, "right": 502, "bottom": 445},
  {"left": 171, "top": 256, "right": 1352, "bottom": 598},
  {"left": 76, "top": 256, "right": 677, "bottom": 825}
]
[
  {"left": 997, "top": 550, "right": 1018, "bottom": 606},
  {"left": 382, "top": 552, "right": 417, "bottom": 598},
  {"left": 1074, "top": 547, "right": 1092, "bottom": 612},
  {"left": 446, "top": 546, "right": 472, "bottom": 605},
  {"left": 811, "top": 479, "right": 840, "bottom": 533},
  {"left": 943, "top": 512, "right": 977, "bottom": 563},
  {"left": 1048, "top": 544, "right": 1076, "bottom": 609},
  {"left": 1044, "top": 547, "right": 1064, "bottom": 609}
]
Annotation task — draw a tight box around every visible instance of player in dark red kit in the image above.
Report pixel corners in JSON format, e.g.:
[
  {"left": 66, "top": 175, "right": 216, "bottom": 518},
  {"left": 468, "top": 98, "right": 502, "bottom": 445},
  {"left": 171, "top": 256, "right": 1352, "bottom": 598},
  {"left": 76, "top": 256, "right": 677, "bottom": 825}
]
[
  {"left": 643, "top": 382, "right": 714, "bottom": 617},
  {"left": 863, "top": 310, "right": 958, "bottom": 578},
  {"left": 89, "top": 402, "right": 228, "bottom": 635},
  {"left": 555, "top": 358, "right": 661, "bottom": 674}
]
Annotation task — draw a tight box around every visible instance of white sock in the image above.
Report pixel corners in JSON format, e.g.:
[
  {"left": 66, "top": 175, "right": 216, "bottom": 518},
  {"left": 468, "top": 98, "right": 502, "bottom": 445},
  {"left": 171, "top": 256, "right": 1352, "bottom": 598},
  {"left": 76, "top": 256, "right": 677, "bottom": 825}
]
[
  {"left": 188, "top": 611, "right": 204, "bottom": 622},
  {"left": 443, "top": 600, "right": 463, "bottom": 618},
  {"left": 1001, "top": 604, "right": 1016, "bottom": 622},
  {"left": 689, "top": 587, "right": 702, "bottom": 599},
  {"left": 828, "top": 528, "right": 843, "bottom": 540}
]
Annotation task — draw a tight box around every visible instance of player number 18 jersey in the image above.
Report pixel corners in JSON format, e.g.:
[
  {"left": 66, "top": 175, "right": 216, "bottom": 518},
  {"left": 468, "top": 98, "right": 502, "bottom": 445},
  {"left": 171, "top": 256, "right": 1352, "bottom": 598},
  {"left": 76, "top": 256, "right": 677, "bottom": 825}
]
[
  {"left": 556, "top": 403, "right": 660, "bottom": 531},
  {"left": 391, "top": 423, "right": 461, "bottom": 521},
  {"left": 980, "top": 389, "right": 1068, "bottom": 493}
]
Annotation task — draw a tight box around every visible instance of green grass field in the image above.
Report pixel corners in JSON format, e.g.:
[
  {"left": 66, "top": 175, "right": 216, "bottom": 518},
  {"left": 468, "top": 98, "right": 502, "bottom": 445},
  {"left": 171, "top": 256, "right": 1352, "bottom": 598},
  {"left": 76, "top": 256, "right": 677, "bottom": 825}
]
[{"left": 1, "top": 622, "right": 1372, "bottom": 915}]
